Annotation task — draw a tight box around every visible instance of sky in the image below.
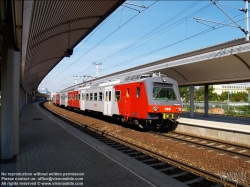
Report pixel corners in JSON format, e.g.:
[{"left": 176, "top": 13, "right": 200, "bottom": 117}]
[{"left": 39, "top": 0, "right": 249, "bottom": 93}]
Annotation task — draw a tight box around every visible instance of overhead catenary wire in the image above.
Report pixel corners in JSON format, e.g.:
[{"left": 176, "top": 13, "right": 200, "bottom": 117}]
[
  {"left": 44, "top": 8, "right": 126, "bottom": 82},
  {"left": 91, "top": 2, "right": 214, "bottom": 67},
  {"left": 58, "top": 1, "right": 221, "bottom": 89},
  {"left": 73, "top": 1, "right": 205, "bottom": 78},
  {"left": 49, "top": 1, "right": 246, "bottom": 91},
  {"left": 48, "top": 0, "right": 159, "bottom": 86},
  {"left": 94, "top": 1, "right": 204, "bottom": 64},
  {"left": 89, "top": 15, "right": 247, "bottom": 76}
]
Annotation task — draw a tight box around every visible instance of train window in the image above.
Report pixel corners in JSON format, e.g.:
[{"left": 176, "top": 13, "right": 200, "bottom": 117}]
[
  {"left": 109, "top": 91, "right": 111, "bottom": 101},
  {"left": 136, "top": 87, "right": 140, "bottom": 98},
  {"left": 82, "top": 93, "right": 85, "bottom": 100},
  {"left": 86, "top": 93, "right": 89, "bottom": 101},
  {"left": 90, "top": 93, "right": 93, "bottom": 101},
  {"left": 152, "top": 85, "right": 176, "bottom": 101},
  {"left": 99, "top": 92, "right": 103, "bottom": 101},
  {"left": 105, "top": 91, "right": 108, "bottom": 101},
  {"left": 68, "top": 95, "right": 71, "bottom": 99},
  {"left": 126, "top": 88, "right": 129, "bottom": 97},
  {"left": 94, "top": 93, "right": 97, "bottom": 101},
  {"left": 115, "top": 91, "right": 120, "bottom": 102},
  {"left": 78, "top": 94, "right": 80, "bottom": 100}
]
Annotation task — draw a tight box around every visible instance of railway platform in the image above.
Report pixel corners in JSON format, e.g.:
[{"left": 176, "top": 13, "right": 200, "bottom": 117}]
[
  {"left": 1, "top": 102, "right": 187, "bottom": 187},
  {"left": 177, "top": 112, "right": 250, "bottom": 146},
  {"left": 179, "top": 112, "right": 250, "bottom": 132}
]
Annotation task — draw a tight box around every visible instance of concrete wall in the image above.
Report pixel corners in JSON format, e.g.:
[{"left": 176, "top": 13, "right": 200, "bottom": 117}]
[{"left": 175, "top": 124, "right": 250, "bottom": 146}]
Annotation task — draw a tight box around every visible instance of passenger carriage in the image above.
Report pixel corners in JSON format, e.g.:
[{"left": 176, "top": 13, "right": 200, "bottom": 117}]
[{"left": 71, "top": 72, "right": 182, "bottom": 128}]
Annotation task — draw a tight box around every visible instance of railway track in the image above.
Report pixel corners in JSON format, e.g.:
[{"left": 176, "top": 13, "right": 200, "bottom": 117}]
[
  {"left": 150, "top": 131, "right": 250, "bottom": 160},
  {"left": 42, "top": 102, "right": 248, "bottom": 187}
]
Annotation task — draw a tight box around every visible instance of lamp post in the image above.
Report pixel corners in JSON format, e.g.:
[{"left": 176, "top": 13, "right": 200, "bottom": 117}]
[{"left": 228, "top": 91, "right": 231, "bottom": 110}]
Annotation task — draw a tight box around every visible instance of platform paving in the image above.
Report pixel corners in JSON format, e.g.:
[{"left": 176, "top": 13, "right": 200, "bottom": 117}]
[{"left": 1, "top": 102, "right": 187, "bottom": 187}]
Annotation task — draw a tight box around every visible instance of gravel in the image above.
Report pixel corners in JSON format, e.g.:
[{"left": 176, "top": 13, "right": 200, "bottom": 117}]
[{"left": 45, "top": 102, "right": 250, "bottom": 186}]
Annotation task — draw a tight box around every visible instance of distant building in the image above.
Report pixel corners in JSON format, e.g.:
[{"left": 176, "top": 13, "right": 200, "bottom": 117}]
[{"left": 213, "top": 83, "right": 250, "bottom": 94}]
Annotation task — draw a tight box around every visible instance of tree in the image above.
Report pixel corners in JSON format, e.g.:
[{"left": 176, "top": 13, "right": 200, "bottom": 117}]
[
  {"left": 219, "top": 91, "right": 228, "bottom": 102},
  {"left": 194, "top": 85, "right": 218, "bottom": 102},
  {"left": 179, "top": 86, "right": 190, "bottom": 102},
  {"left": 246, "top": 87, "right": 250, "bottom": 93},
  {"left": 230, "top": 92, "right": 247, "bottom": 102}
]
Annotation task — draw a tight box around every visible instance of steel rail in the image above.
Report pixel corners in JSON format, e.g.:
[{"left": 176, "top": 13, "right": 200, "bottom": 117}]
[
  {"left": 44, "top": 103, "right": 245, "bottom": 187},
  {"left": 150, "top": 131, "right": 250, "bottom": 159},
  {"left": 171, "top": 131, "right": 250, "bottom": 150}
]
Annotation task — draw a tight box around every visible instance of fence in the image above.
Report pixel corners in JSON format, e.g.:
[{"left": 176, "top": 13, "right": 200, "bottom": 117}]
[{"left": 182, "top": 102, "right": 250, "bottom": 116}]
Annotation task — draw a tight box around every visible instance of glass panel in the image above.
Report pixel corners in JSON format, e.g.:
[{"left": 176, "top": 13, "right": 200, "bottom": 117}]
[
  {"left": 109, "top": 91, "right": 111, "bottom": 101},
  {"left": 126, "top": 88, "right": 129, "bottom": 97},
  {"left": 105, "top": 91, "right": 108, "bottom": 101},
  {"left": 115, "top": 91, "right": 120, "bottom": 102},
  {"left": 86, "top": 93, "right": 89, "bottom": 101},
  {"left": 136, "top": 87, "right": 140, "bottom": 97},
  {"left": 99, "top": 92, "right": 102, "bottom": 101},
  {"left": 152, "top": 85, "right": 176, "bottom": 101},
  {"left": 94, "top": 93, "right": 97, "bottom": 101},
  {"left": 90, "top": 93, "right": 93, "bottom": 101}
]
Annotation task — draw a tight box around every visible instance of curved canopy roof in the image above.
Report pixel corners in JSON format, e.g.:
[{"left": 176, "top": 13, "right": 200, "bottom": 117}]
[{"left": 19, "top": 0, "right": 124, "bottom": 95}]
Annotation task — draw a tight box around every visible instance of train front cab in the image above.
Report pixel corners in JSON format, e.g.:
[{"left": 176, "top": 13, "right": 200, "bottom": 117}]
[
  {"left": 115, "top": 75, "right": 182, "bottom": 128},
  {"left": 145, "top": 76, "right": 182, "bottom": 127}
]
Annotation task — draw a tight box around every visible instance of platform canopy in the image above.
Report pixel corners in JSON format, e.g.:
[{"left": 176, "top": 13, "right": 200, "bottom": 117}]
[
  {"left": 1, "top": 0, "right": 124, "bottom": 95},
  {"left": 68, "top": 38, "right": 250, "bottom": 91}
]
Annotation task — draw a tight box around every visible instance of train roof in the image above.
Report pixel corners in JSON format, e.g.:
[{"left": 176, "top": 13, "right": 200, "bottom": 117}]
[{"left": 61, "top": 72, "right": 167, "bottom": 92}]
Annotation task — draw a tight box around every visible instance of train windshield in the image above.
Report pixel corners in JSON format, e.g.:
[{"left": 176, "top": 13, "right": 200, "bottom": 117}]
[{"left": 152, "top": 84, "right": 177, "bottom": 101}]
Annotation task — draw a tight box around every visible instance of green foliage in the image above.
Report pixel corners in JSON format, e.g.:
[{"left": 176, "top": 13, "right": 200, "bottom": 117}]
[
  {"left": 179, "top": 86, "right": 190, "bottom": 102},
  {"left": 220, "top": 91, "right": 248, "bottom": 102},
  {"left": 231, "top": 92, "right": 248, "bottom": 102},
  {"left": 246, "top": 87, "right": 250, "bottom": 93},
  {"left": 194, "top": 85, "right": 218, "bottom": 102},
  {"left": 237, "top": 105, "right": 250, "bottom": 111},
  {"left": 179, "top": 86, "right": 249, "bottom": 103},
  {"left": 220, "top": 91, "right": 228, "bottom": 101}
]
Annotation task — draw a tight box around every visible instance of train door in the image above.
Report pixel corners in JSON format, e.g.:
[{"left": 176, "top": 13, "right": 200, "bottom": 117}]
[
  {"left": 124, "top": 88, "right": 130, "bottom": 117},
  {"left": 80, "top": 90, "right": 86, "bottom": 111},
  {"left": 104, "top": 86, "right": 112, "bottom": 116},
  {"left": 65, "top": 93, "right": 68, "bottom": 107}
]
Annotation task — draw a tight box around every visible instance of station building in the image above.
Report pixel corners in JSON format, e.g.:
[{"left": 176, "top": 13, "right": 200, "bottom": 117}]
[{"left": 213, "top": 83, "right": 250, "bottom": 94}]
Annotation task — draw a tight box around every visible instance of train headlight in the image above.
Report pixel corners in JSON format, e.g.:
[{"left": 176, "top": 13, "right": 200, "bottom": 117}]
[
  {"left": 162, "top": 77, "right": 166, "bottom": 82},
  {"left": 176, "top": 107, "right": 182, "bottom": 112},
  {"left": 153, "top": 106, "right": 159, "bottom": 112}
]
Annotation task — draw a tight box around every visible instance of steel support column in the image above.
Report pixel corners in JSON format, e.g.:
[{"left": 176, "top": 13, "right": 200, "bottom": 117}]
[
  {"left": 189, "top": 85, "right": 194, "bottom": 118},
  {"left": 204, "top": 84, "right": 209, "bottom": 117},
  {"left": 1, "top": 23, "right": 14, "bottom": 159}
]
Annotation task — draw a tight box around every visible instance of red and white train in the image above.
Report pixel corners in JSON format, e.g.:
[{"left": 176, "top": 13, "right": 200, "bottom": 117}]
[{"left": 53, "top": 72, "right": 182, "bottom": 129}]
